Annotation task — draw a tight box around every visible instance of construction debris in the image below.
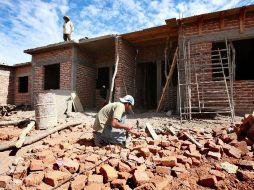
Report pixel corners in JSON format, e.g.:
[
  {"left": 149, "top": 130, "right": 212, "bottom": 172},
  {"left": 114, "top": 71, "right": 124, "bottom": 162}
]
[
  {"left": 0, "top": 105, "right": 16, "bottom": 117},
  {"left": 0, "top": 112, "right": 254, "bottom": 189}
]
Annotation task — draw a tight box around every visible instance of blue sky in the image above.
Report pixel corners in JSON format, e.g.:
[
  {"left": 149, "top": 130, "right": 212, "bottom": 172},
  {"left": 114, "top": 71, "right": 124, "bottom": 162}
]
[{"left": 0, "top": 0, "right": 253, "bottom": 65}]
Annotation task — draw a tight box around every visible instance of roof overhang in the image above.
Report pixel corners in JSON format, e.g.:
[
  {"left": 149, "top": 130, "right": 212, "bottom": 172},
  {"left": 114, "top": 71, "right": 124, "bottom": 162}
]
[
  {"left": 78, "top": 35, "right": 116, "bottom": 55},
  {"left": 24, "top": 41, "right": 77, "bottom": 54}
]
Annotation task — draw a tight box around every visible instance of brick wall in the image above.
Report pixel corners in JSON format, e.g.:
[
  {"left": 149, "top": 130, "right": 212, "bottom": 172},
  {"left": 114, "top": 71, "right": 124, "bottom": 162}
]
[
  {"left": 182, "top": 10, "right": 254, "bottom": 115},
  {"left": 0, "top": 66, "right": 14, "bottom": 105},
  {"left": 76, "top": 63, "right": 96, "bottom": 108},
  {"left": 114, "top": 37, "right": 136, "bottom": 102},
  {"left": 14, "top": 64, "right": 32, "bottom": 105},
  {"left": 33, "top": 48, "right": 73, "bottom": 105}
]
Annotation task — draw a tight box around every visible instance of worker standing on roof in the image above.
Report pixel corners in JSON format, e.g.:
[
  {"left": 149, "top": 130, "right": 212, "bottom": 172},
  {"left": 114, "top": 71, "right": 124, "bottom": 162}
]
[
  {"left": 93, "top": 95, "right": 141, "bottom": 147},
  {"left": 63, "top": 16, "right": 74, "bottom": 41}
]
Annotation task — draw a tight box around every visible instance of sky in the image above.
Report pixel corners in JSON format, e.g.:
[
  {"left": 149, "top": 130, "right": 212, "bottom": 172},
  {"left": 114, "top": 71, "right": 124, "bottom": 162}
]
[{"left": 0, "top": 0, "right": 253, "bottom": 65}]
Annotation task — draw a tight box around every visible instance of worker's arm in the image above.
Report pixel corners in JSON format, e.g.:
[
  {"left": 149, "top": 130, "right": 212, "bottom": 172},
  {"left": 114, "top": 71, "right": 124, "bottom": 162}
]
[{"left": 111, "top": 118, "right": 132, "bottom": 131}]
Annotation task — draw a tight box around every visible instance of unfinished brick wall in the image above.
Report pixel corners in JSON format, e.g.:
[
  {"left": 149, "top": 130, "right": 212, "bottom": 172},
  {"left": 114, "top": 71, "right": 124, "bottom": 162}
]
[
  {"left": 14, "top": 64, "right": 32, "bottom": 105},
  {"left": 75, "top": 48, "right": 96, "bottom": 109},
  {"left": 114, "top": 37, "right": 136, "bottom": 101},
  {"left": 0, "top": 65, "right": 14, "bottom": 105},
  {"left": 76, "top": 64, "right": 96, "bottom": 108},
  {"left": 182, "top": 10, "right": 254, "bottom": 115},
  {"left": 33, "top": 48, "right": 73, "bottom": 105}
]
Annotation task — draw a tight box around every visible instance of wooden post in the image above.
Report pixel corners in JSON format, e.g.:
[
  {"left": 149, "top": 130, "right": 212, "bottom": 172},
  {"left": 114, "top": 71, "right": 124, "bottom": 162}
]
[
  {"left": 108, "top": 36, "right": 120, "bottom": 103},
  {"left": 156, "top": 46, "right": 178, "bottom": 112}
]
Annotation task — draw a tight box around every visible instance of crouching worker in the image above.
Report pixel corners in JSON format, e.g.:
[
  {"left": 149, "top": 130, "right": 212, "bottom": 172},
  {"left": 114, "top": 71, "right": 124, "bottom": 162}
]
[{"left": 93, "top": 95, "right": 139, "bottom": 147}]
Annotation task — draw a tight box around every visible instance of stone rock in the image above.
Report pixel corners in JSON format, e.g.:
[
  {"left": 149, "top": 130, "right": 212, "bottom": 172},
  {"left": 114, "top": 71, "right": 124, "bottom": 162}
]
[
  {"left": 99, "top": 164, "right": 118, "bottom": 182},
  {"left": 24, "top": 172, "right": 44, "bottom": 187},
  {"left": 221, "top": 162, "right": 238, "bottom": 174}
]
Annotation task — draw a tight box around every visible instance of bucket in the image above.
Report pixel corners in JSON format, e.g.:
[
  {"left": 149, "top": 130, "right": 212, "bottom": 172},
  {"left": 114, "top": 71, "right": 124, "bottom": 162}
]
[{"left": 35, "top": 93, "right": 57, "bottom": 130}]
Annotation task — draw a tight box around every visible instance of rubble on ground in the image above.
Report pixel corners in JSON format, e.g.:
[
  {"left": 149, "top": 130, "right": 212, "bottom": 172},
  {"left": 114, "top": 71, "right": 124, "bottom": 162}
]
[{"left": 0, "top": 112, "right": 253, "bottom": 189}]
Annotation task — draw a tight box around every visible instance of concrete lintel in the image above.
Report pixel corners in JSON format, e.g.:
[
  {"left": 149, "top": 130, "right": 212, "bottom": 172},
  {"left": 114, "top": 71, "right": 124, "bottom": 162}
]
[{"left": 186, "top": 27, "right": 254, "bottom": 44}]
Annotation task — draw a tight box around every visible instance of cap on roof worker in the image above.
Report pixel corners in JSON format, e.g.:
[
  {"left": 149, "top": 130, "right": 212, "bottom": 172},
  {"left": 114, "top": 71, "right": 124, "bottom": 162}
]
[
  {"left": 93, "top": 95, "right": 140, "bottom": 147},
  {"left": 63, "top": 15, "right": 74, "bottom": 41}
]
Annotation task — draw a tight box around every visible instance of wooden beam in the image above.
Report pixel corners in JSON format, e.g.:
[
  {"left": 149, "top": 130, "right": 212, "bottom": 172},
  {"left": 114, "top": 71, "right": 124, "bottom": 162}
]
[
  {"left": 219, "top": 11, "right": 225, "bottom": 30},
  {"left": 239, "top": 7, "right": 246, "bottom": 33},
  {"left": 156, "top": 46, "right": 178, "bottom": 112}
]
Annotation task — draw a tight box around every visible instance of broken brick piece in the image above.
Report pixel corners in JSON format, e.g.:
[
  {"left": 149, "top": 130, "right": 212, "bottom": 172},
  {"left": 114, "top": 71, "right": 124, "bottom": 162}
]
[
  {"left": 118, "top": 161, "right": 131, "bottom": 172},
  {"left": 62, "top": 158, "right": 79, "bottom": 173},
  {"left": 100, "top": 164, "right": 118, "bottom": 182},
  {"left": 24, "top": 172, "right": 44, "bottom": 187},
  {"left": 238, "top": 160, "right": 254, "bottom": 170},
  {"left": 184, "top": 150, "right": 202, "bottom": 160},
  {"left": 71, "top": 175, "right": 87, "bottom": 190},
  {"left": 0, "top": 175, "right": 11, "bottom": 188},
  {"left": 111, "top": 179, "right": 126, "bottom": 188},
  {"left": 79, "top": 162, "right": 95, "bottom": 173},
  {"left": 87, "top": 175, "right": 103, "bottom": 185},
  {"left": 84, "top": 183, "right": 102, "bottom": 190},
  {"left": 118, "top": 172, "right": 131, "bottom": 180},
  {"left": 209, "top": 170, "right": 225, "bottom": 180},
  {"left": 205, "top": 141, "right": 220, "bottom": 152},
  {"left": 207, "top": 151, "right": 221, "bottom": 160},
  {"left": 223, "top": 145, "right": 242, "bottom": 159},
  {"left": 198, "top": 175, "right": 218, "bottom": 187},
  {"left": 147, "top": 145, "right": 161, "bottom": 154},
  {"left": 44, "top": 171, "right": 71, "bottom": 187},
  {"left": 160, "top": 156, "right": 177, "bottom": 167},
  {"left": 30, "top": 159, "right": 44, "bottom": 171},
  {"left": 155, "top": 166, "right": 171, "bottom": 175},
  {"left": 133, "top": 170, "right": 150, "bottom": 186},
  {"left": 138, "top": 147, "right": 151, "bottom": 158},
  {"left": 237, "top": 170, "right": 254, "bottom": 181}
]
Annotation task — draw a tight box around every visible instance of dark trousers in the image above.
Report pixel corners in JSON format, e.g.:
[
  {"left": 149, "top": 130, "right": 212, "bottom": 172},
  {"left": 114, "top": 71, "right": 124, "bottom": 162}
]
[{"left": 63, "top": 34, "right": 71, "bottom": 41}]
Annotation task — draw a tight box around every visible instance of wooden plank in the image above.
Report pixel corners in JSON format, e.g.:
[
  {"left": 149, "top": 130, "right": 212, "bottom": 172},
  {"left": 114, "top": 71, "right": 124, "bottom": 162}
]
[
  {"left": 156, "top": 46, "right": 178, "bottom": 112},
  {"left": 15, "top": 121, "right": 35, "bottom": 148},
  {"left": 71, "top": 92, "right": 84, "bottom": 112},
  {"left": 145, "top": 123, "right": 158, "bottom": 140}
]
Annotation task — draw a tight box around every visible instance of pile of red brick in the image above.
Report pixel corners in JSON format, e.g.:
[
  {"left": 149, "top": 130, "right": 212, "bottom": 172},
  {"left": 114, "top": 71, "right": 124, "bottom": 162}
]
[{"left": 0, "top": 118, "right": 253, "bottom": 190}]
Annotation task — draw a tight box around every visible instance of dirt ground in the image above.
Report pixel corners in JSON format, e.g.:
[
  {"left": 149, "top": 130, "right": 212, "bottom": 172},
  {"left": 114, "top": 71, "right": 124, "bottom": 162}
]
[{"left": 0, "top": 110, "right": 253, "bottom": 190}]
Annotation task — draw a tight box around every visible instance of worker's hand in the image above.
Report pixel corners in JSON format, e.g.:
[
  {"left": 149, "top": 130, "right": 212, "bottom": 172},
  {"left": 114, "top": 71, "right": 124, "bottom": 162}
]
[{"left": 126, "top": 125, "right": 133, "bottom": 131}]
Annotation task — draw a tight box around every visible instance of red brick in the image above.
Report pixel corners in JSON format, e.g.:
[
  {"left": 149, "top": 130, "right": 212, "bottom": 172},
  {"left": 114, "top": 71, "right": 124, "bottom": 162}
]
[
  {"left": 133, "top": 170, "right": 150, "bottom": 186},
  {"left": 151, "top": 175, "right": 172, "bottom": 190},
  {"left": 223, "top": 145, "right": 242, "bottom": 159},
  {"left": 111, "top": 179, "right": 126, "bottom": 188},
  {"left": 155, "top": 166, "right": 171, "bottom": 175},
  {"left": 199, "top": 175, "right": 218, "bottom": 187},
  {"left": 62, "top": 158, "right": 79, "bottom": 173},
  {"left": 36, "top": 150, "right": 56, "bottom": 165},
  {"left": 0, "top": 175, "right": 11, "bottom": 188},
  {"left": 147, "top": 145, "right": 161, "bottom": 154},
  {"left": 160, "top": 156, "right": 177, "bottom": 167},
  {"left": 118, "top": 172, "right": 131, "bottom": 180},
  {"left": 184, "top": 150, "right": 202, "bottom": 160},
  {"left": 205, "top": 141, "right": 220, "bottom": 152},
  {"left": 188, "top": 144, "right": 197, "bottom": 153},
  {"left": 237, "top": 170, "right": 254, "bottom": 181},
  {"left": 30, "top": 159, "right": 44, "bottom": 171},
  {"left": 159, "top": 150, "right": 173, "bottom": 157},
  {"left": 87, "top": 175, "right": 103, "bottom": 185},
  {"left": 44, "top": 171, "right": 71, "bottom": 187},
  {"left": 238, "top": 160, "right": 254, "bottom": 170},
  {"left": 71, "top": 175, "right": 87, "bottom": 190},
  {"left": 138, "top": 147, "right": 151, "bottom": 158},
  {"left": 191, "top": 157, "right": 201, "bottom": 166},
  {"left": 79, "top": 162, "right": 95, "bottom": 173},
  {"left": 118, "top": 161, "right": 131, "bottom": 172},
  {"left": 85, "top": 154, "right": 100, "bottom": 164},
  {"left": 100, "top": 164, "right": 118, "bottom": 182},
  {"left": 84, "top": 183, "right": 102, "bottom": 190},
  {"left": 209, "top": 170, "right": 225, "bottom": 180},
  {"left": 232, "top": 141, "right": 249, "bottom": 155},
  {"left": 24, "top": 172, "right": 44, "bottom": 187}
]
